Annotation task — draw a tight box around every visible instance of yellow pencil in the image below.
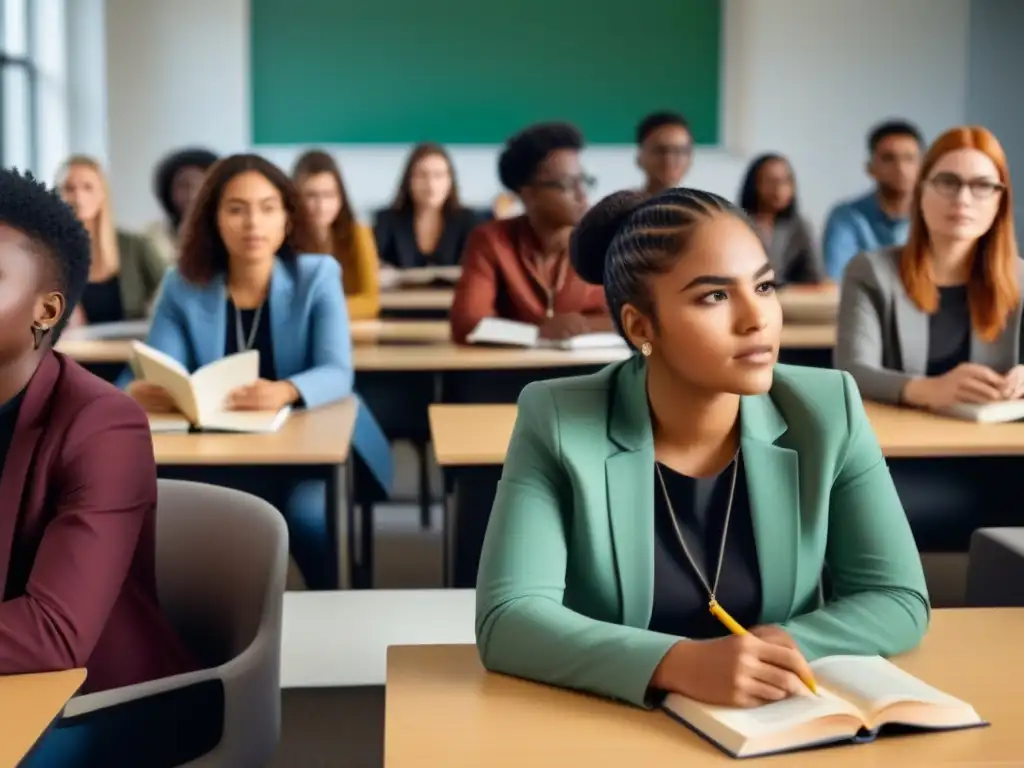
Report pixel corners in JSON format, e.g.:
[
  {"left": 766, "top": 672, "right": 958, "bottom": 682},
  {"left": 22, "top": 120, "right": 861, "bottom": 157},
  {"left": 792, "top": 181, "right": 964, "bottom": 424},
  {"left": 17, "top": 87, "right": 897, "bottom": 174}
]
[{"left": 709, "top": 600, "right": 819, "bottom": 695}]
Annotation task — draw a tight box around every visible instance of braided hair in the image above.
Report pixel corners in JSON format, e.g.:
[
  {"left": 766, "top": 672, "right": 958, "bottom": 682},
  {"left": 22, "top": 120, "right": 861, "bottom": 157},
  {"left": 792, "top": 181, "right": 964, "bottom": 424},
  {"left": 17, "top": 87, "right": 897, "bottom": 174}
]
[{"left": 570, "top": 188, "right": 752, "bottom": 345}]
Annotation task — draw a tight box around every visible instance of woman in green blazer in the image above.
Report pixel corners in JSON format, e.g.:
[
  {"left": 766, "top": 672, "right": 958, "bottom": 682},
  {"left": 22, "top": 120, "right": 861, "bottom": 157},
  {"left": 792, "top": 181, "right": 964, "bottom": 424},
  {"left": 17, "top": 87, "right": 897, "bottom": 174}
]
[{"left": 476, "top": 188, "right": 929, "bottom": 710}]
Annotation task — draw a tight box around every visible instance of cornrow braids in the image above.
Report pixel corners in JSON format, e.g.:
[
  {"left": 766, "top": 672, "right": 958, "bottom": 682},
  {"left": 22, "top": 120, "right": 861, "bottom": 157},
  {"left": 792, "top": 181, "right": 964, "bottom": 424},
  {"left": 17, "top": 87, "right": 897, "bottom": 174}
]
[{"left": 570, "top": 188, "right": 748, "bottom": 343}]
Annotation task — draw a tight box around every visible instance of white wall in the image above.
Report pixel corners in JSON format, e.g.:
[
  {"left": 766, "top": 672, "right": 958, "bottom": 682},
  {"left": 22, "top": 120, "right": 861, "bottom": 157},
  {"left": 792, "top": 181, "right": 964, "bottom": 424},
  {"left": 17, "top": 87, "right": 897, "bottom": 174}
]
[{"left": 103, "top": 0, "right": 970, "bottom": 235}]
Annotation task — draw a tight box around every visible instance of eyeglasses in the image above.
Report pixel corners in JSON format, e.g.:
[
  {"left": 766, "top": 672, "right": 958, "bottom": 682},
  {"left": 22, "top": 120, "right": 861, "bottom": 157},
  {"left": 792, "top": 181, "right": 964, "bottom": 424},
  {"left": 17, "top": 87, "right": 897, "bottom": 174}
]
[
  {"left": 649, "top": 144, "right": 693, "bottom": 159},
  {"left": 532, "top": 173, "right": 597, "bottom": 194},
  {"left": 927, "top": 172, "right": 1006, "bottom": 200}
]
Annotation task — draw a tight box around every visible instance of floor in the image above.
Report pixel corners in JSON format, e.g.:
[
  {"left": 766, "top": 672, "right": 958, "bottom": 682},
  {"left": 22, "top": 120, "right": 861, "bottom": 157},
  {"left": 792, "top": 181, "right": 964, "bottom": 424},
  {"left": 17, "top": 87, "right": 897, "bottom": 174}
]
[{"left": 270, "top": 443, "right": 970, "bottom": 767}]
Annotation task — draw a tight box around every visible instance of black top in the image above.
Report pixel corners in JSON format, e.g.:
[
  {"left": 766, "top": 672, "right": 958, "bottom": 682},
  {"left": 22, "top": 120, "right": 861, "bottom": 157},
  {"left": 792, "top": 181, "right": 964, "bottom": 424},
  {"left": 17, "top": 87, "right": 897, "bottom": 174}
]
[
  {"left": 80, "top": 276, "right": 125, "bottom": 324},
  {"left": 374, "top": 207, "right": 484, "bottom": 269},
  {"left": 926, "top": 285, "right": 972, "bottom": 377},
  {"left": 224, "top": 299, "right": 277, "bottom": 381},
  {"left": 649, "top": 455, "right": 762, "bottom": 638},
  {"left": 0, "top": 387, "right": 26, "bottom": 480}
]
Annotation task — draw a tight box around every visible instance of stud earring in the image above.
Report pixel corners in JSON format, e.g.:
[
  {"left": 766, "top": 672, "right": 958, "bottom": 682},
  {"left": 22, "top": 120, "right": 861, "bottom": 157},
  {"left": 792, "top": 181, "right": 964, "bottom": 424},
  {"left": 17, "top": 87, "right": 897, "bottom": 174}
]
[
  {"left": 31, "top": 323, "right": 50, "bottom": 350},
  {"left": 640, "top": 341, "right": 652, "bottom": 357}
]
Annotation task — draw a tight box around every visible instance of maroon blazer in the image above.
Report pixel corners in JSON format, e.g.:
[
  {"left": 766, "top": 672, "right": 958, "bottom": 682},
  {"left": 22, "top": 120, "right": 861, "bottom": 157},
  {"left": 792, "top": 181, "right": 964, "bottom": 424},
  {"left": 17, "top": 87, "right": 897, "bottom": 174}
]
[{"left": 0, "top": 352, "right": 195, "bottom": 693}]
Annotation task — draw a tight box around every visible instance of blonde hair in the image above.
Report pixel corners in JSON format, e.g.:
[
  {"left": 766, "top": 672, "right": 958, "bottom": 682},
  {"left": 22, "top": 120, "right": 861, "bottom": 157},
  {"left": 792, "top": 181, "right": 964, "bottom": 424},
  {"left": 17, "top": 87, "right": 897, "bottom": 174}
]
[{"left": 56, "top": 155, "right": 120, "bottom": 275}]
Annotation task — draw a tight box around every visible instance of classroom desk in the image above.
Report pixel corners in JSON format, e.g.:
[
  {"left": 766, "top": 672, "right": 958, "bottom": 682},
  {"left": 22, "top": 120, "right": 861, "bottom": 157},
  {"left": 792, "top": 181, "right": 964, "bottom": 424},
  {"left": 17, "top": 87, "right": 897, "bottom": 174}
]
[
  {"left": 379, "top": 288, "right": 454, "bottom": 318},
  {"left": 1, "top": 668, "right": 87, "bottom": 767},
  {"left": 777, "top": 283, "right": 839, "bottom": 324},
  {"left": 428, "top": 400, "right": 1024, "bottom": 585},
  {"left": 55, "top": 337, "right": 132, "bottom": 364},
  {"left": 155, "top": 399, "right": 359, "bottom": 589},
  {"left": 384, "top": 609, "right": 1022, "bottom": 767}
]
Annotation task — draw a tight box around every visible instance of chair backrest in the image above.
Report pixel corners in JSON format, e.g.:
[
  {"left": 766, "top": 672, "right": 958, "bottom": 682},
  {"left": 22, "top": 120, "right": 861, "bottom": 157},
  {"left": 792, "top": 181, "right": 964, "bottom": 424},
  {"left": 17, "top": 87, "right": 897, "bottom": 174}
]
[{"left": 154, "top": 480, "right": 288, "bottom": 669}]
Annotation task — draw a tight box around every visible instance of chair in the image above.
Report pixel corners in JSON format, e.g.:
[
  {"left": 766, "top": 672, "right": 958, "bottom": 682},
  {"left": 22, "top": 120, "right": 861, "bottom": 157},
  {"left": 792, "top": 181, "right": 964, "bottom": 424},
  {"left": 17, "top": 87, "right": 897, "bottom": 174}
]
[
  {"left": 965, "top": 527, "right": 1024, "bottom": 607},
  {"left": 60, "top": 480, "right": 288, "bottom": 767}
]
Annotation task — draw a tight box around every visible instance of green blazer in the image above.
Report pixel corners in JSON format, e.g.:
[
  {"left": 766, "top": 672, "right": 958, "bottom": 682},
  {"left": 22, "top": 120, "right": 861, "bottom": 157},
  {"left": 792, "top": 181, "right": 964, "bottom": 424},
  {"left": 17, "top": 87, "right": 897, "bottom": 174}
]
[
  {"left": 475, "top": 356, "right": 929, "bottom": 707},
  {"left": 107, "top": 231, "right": 167, "bottom": 320}
]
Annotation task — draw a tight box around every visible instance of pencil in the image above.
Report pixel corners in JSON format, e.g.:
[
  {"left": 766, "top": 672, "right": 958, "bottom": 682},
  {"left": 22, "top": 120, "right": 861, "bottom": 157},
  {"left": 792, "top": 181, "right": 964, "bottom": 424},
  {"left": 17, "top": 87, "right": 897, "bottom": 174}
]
[{"left": 709, "top": 600, "right": 819, "bottom": 695}]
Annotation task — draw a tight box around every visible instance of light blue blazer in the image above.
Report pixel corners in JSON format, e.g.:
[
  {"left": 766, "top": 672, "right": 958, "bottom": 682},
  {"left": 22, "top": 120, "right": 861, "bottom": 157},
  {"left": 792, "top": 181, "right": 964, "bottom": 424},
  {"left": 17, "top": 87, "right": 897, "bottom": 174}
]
[{"left": 119, "top": 254, "right": 393, "bottom": 493}]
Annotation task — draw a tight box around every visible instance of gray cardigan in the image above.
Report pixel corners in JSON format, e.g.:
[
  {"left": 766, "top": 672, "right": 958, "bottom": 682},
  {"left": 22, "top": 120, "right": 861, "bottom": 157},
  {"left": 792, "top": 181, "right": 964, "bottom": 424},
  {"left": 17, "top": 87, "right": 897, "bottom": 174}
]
[{"left": 833, "top": 246, "right": 1024, "bottom": 403}]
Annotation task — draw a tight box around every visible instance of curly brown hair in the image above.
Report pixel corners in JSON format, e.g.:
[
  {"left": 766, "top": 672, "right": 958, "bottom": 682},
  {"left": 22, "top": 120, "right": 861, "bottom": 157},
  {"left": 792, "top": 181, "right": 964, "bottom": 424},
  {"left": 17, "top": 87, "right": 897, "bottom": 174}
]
[{"left": 177, "top": 153, "right": 315, "bottom": 284}]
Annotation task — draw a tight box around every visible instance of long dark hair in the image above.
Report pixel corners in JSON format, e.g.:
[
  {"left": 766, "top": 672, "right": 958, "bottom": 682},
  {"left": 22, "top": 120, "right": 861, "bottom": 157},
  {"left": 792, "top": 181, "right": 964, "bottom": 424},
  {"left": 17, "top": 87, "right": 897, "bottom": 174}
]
[
  {"left": 292, "top": 150, "right": 357, "bottom": 262},
  {"left": 177, "top": 154, "right": 314, "bottom": 284},
  {"left": 391, "top": 143, "right": 461, "bottom": 215},
  {"left": 738, "top": 153, "right": 798, "bottom": 220}
]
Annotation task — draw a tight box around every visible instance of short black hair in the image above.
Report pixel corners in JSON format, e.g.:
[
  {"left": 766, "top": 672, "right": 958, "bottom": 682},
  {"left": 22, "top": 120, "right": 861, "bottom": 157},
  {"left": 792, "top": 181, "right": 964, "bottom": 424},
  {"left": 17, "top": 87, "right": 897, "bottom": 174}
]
[
  {"left": 0, "top": 168, "right": 90, "bottom": 338},
  {"left": 738, "top": 153, "right": 798, "bottom": 220},
  {"left": 636, "top": 112, "right": 690, "bottom": 145},
  {"left": 571, "top": 187, "right": 748, "bottom": 345},
  {"left": 868, "top": 120, "right": 923, "bottom": 154},
  {"left": 153, "top": 147, "right": 220, "bottom": 226},
  {"left": 497, "top": 122, "right": 584, "bottom": 192}
]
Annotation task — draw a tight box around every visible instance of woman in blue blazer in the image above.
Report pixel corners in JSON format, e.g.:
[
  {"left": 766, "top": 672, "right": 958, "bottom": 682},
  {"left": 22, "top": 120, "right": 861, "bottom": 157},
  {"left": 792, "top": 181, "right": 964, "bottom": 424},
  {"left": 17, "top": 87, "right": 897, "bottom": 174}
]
[{"left": 122, "top": 153, "right": 392, "bottom": 589}]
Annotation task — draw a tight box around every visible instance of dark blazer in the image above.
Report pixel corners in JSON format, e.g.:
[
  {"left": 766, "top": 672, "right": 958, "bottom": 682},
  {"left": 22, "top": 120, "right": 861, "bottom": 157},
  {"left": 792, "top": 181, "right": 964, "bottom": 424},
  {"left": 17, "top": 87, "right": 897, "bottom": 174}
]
[
  {"left": 0, "top": 352, "right": 195, "bottom": 693},
  {"left": 374, "top": 207, "right": 481, "bottom": 269}
]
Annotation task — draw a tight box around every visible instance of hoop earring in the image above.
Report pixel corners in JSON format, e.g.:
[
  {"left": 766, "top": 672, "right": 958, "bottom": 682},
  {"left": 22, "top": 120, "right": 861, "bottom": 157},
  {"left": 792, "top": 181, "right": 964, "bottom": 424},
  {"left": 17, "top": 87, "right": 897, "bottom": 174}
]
[
  {"left": 640, "top": 341, "right": 652, "bottom": 357},
  {"left": 31, "top": 323, "right": 50, "bottom": 350}
]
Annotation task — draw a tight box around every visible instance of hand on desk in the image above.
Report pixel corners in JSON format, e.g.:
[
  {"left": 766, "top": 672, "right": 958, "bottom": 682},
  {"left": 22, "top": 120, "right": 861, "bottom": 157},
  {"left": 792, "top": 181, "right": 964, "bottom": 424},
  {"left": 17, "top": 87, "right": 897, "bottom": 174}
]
[
  {"left": 651, "top": 630, "right": 814, "bottom": 708},
  {"left": 226, "top": 379, "right": 298, "bottom": 411},
  {"left": 538, "top": 313, "right": 591, "bottom": 340},
  {"left": 910, "top": 363, "right": 1011, "bottom": 408},
  {"left": 126, "top": 381, "right": 178, "bottom": 413}
]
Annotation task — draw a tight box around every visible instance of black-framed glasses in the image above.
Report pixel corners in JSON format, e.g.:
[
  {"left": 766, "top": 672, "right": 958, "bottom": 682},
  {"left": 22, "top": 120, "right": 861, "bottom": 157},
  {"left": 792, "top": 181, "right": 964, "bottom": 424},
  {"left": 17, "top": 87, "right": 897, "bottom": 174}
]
[
  {"left": 532, "top": 173, "right": 597, "bottom": 194},
  {"left": 928, "top": 172, "right": 1005, "bottom": 200}
]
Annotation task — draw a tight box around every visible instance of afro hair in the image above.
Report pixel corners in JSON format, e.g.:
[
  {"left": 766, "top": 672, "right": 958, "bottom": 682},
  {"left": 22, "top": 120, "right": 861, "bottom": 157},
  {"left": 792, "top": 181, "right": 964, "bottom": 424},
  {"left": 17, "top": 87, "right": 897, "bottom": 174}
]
[{"left": 497, "top": 122, "right": 584, "bottom": 193}]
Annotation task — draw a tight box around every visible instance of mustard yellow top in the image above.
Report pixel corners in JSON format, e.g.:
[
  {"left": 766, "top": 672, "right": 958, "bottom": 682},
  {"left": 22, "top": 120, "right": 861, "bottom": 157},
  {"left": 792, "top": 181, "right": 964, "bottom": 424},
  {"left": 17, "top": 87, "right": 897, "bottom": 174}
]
[{"left": 337, "top": 224, "right": 381, "bottom": 320}]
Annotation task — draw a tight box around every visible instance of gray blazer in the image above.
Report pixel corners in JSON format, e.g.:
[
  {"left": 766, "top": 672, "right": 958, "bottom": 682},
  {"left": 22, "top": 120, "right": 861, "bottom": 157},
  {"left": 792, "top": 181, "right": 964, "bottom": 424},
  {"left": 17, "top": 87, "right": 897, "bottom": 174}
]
[
  {"left": 764, "top": 216, "right": 824, "bottom": 284},
  {"left": 833, "top": 246, "right": 1024, "bottom": 403}
]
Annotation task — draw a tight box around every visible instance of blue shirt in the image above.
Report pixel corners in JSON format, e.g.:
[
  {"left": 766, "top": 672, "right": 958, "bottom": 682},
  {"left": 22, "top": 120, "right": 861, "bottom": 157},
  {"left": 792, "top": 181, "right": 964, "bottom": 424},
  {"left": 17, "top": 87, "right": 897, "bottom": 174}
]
[{"left": 822, "top": 191, "right": 910, "bottom": 280}]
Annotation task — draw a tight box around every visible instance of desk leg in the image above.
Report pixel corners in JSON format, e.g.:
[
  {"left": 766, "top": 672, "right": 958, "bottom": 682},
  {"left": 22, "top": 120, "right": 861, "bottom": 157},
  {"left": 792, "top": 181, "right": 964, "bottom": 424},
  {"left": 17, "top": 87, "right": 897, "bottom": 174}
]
[
  {"left": 326, "top": 462, "right": 350, "bottom": 590},
  {"left": 451, "top": 466, "right": 502, "bottom": 588},
  {"left": 442, "top": 473, "right": 456, "bottom": 588}
]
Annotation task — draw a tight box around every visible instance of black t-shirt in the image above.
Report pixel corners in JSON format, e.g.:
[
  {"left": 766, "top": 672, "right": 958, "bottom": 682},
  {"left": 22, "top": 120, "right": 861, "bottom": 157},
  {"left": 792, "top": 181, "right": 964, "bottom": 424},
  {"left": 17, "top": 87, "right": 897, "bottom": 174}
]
[
  {"left": 223, "top": 299, "right": 277, "bottom": 381},
  {"left": 926, "top": 285, "right": 971, "bottom": 377}
]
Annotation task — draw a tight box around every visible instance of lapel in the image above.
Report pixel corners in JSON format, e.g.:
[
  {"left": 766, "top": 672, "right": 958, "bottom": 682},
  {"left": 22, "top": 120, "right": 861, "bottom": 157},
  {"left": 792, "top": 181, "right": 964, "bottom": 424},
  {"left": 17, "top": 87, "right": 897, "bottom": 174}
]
[
  {"left": 894, "top": 287, "right": 929, "bottom": 375},
  {"left": 739, "top": 391, "right": 801, "bottom": 621},
  {"left": 192, "top": 274, "right": 227, "bottom": 368},
  {"left": 268, "top": 259, "right": 298, "bottom": 377},
  {"left": 605, "top": 357, "right": 656, "bottom": 629},
  {"left": 0, "top": 353, "right": 59, "bottom": 597}
]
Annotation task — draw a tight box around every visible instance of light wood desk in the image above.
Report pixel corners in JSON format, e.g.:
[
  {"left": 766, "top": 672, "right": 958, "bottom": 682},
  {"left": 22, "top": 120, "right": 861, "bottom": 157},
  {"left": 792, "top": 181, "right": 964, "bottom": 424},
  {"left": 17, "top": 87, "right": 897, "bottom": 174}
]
[
  {"left": 379, "top": 288, "right": 454, "bottom": 313},
  {"left": 350, "top": 320, "right": 451, "bottom": 345},
  {"left": 1, "top": 668, "right": 86, "bottom": 766},
  {"left": 355, "top": 343, "right": 631, "bottom": 372},
  {"left": 385, "top": 609, "right": 1022, "bottom": 767},
  {"left": 777, "top": 284, "right": 839, "bottom": 324},
  {"left": 56, "top": 337, "right": 132, "bottom": 364}
]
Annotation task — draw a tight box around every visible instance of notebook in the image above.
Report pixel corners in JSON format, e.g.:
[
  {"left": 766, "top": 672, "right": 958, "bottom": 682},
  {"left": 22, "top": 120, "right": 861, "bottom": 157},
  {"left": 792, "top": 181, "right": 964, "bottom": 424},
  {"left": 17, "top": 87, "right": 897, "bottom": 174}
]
[
  {"left": 935, "top": 400, "right": 1024, "bottom": 423},
  {"left": 662, "top": 655, "right": 985, "bottom": 759},
  {"left": 466, "top": 317, "right": 627, "bottom": 351},
  {"left": 131, "top": 342, "right": 291, "bottom": 433}
]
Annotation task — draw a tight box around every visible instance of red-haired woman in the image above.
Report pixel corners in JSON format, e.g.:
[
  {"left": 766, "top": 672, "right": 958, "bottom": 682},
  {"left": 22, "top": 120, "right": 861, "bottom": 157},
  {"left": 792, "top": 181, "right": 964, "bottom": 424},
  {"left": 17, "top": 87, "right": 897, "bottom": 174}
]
[{"left": 835, "top": 125, "right": 1023, "bottom": 409}]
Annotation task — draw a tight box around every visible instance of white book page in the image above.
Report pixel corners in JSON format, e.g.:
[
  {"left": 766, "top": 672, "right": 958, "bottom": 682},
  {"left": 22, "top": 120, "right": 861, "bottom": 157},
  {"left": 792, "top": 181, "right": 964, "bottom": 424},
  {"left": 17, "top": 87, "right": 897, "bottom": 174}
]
[
  {"left": 540, "top": 332, "right": 627, "bottom": 350},
  {"left": 465, "top": 318, "right": 539, "bottom": 347},
  {"left": 190, "top": 351, "right": 260, "bottom": 425},
  {"left": 811, "top": 656, "right": 967, "bottom": 713},
  {"left": 202, "top": 406, "right": 291, "bottom": 433},
  {"left": 665, "top": 688, "right": 857, "bottom": 739},
  {"left": 131, "top": 342, "right": 199, "bottom": 423}
]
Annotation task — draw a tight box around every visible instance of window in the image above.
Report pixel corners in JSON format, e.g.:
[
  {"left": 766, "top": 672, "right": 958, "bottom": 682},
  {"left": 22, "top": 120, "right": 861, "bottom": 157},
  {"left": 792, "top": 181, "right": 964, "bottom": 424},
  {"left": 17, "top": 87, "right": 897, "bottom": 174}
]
[{"left": 0, "top": 0, "right": 36, "bottom": 170}]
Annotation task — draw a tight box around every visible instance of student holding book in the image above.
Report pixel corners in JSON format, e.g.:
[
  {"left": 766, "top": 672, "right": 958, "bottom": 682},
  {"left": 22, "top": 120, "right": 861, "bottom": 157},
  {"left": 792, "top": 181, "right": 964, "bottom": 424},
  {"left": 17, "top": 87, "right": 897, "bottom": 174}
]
[
  {"left": 57, "top": 156, "right": 167, "bottom": 326},
  {"left": 834, "top": 126, "right": 1023, "bottom": 411},
  {"left": 0, "top": 169, "right": 201, "bottom": 764},
  {"left": 738, "top": 153, "right": 824, "bottom": 285},
  {"left": 121, "top": 154, "right": 392, "bottom": 590},
  {"left": 476, "top": 187, "right": 929, "bottom": 713},
  {"left": 450, "top": 122, "right": 610, "bottom": 343},
  {"left": 293, "top": 149, "right": 382, "bottom": 319},
  {"left": 374, "top": 143, "right": 480, "bottom": 270},
  {"left": 145, "top": 147, "right": 220, "bottom": 263}
]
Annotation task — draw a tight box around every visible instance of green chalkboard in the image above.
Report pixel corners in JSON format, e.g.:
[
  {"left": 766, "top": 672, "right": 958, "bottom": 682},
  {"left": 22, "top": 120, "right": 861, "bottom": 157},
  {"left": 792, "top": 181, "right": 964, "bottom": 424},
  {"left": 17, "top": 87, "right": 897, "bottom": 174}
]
[{"left": 251, "top": 0, "right": 721, "bottom": 145}]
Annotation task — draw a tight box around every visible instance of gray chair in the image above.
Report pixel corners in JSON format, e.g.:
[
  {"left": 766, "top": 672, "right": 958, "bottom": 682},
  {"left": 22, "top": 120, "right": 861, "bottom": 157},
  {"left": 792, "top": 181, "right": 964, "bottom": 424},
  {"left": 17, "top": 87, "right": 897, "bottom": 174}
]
[
  {"left": 965, "top": 528, "right": 1024, "bottom": 607},
  {"left": 62, "top": 479, "right": 289, "bottom": 767}
]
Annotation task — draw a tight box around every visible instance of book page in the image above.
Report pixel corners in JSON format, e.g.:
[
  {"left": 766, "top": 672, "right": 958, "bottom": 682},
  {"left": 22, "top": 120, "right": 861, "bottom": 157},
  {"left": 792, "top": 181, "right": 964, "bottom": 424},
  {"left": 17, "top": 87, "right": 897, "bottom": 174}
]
[
  {"left": 190, "top": 351, "right": 260, "bottom": 425},
  {"left": 202, "top": 407, "right": 291, "bottom": 434},
  {"left": 131, "top": 342, "right": 199, "bottom": 423},
  {"left": 542, "top": 332, "right": 627, "bottom": 351},
  {"left": 666, "top": 688, "right": 858, "bottom": 739},
  {"left": 811, "top": 656, "right": 967, "bottom": 714},
  {"left": 465, "top": 318, "right": 539, "bottom": 347}
]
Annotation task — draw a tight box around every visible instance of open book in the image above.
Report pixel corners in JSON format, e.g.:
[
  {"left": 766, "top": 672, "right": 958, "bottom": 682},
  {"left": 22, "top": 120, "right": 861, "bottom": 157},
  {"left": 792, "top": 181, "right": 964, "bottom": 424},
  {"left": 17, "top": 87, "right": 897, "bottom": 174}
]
[
  {"left": 663, "top": 655, "right": 985, "bottom": 759},
  {"left": 466, "top": 317, "right": 627, "bottom": 352},
  {"left": 131, "top": 342, "right": 291, "bottom": 433},
  {"left": 935, "top": 400, "right": 1024, "bottom": 424}
]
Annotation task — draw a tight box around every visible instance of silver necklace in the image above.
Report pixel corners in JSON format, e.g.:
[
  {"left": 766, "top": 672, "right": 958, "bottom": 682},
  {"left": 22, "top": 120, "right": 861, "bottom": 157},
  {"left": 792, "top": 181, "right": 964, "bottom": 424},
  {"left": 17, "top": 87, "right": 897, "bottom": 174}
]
[
  {"left": 655, "top": 451, "right": 739, "bottom": 604},
  {"left": 234, "top": 301, "right": 265, "bottom": 351}
]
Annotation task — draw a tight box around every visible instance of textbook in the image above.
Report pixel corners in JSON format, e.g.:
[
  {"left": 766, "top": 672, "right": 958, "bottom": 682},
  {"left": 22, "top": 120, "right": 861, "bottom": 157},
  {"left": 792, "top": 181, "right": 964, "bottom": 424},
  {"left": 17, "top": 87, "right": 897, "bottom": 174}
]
[
  {"left": 466, "top": 317, "right": 628, "bottom": 352},
  {"left": 131, "top": 342, "right": 291, "bottom": 433},
  {"left": 935, "top": 399, "right": 1024, "bottom": 424},
  {"left": 662, "top": 655, "right": 985, "bottom": 759}
]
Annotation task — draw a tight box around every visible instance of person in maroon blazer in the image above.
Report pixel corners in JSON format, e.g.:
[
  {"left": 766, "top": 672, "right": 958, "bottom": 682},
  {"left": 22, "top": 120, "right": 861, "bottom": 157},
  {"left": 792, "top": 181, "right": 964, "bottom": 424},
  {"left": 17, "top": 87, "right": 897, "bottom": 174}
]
[{"left": 0, "top": 168, "right": 195, "bottom": 696}]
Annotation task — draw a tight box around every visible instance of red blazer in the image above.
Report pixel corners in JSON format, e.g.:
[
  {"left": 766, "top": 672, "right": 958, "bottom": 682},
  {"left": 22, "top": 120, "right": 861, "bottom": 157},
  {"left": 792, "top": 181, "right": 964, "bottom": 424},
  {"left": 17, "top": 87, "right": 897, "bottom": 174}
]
[
  {"left": 450, "top": 216, "right": 609, "bottom": 343},
  {"left": 0, "top": 352, "right": 195, "bottom": 694}
]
